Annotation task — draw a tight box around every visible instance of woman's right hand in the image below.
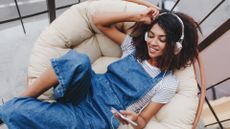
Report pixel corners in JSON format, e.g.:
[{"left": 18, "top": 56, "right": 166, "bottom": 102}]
[{"left": 138, "top": 8, "right": 159, "bottom": 24}]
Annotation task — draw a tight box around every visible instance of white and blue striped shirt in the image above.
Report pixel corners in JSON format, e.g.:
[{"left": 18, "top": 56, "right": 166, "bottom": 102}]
[{"left": 121, "top": 35, "right": 178, "bottom": 113}]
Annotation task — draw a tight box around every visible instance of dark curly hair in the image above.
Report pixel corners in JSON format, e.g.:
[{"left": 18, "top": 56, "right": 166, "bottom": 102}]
[{"left": 130, "top": 10, "right": 201, "bottom": 72}]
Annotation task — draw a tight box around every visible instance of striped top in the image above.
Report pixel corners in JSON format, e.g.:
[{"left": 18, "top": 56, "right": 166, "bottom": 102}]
[{"left": 121, "top": 35, "right": 178, "bottom": 113}]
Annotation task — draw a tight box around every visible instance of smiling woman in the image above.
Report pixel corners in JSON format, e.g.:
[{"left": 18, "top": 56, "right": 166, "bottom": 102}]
[
  {"left": 0, "top": 1, "right": 205, "bottom": 129},
  {"left": 127, "top": 11, "right": 199, "bottom": 73},
  {"left": 145, "top": 24, "right": 167, "bottom": 65},
  {"left": 93, "top": 8, "right": 201, "bottom": 129}
]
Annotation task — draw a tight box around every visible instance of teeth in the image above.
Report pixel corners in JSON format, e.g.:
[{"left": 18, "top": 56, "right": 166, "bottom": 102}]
[
  {"left": 150, "top": 48, "right": 156, "bottom": 53},
  {"left": 149, "top": 47, "right": 158, "bottom": 53}
]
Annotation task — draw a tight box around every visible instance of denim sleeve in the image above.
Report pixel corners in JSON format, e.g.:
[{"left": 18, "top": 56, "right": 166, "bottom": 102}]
[{"left": 50, "top": 50, "right": 91, "bottom": 98}]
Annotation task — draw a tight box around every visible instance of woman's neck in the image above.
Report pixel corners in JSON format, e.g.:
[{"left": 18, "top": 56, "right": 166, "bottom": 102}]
[{"left": 147, "top": 59, "right": 158, "bottom": 67}]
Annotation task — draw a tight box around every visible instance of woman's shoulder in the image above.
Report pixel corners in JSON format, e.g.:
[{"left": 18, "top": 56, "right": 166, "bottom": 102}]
[
  {"left": 165, "top": 72, "right": 178, "bottom": 82},
  {"left": 151, "top": 72, "right": 178, "bottom": 104},
  {"left": 121, "top": 35, "right": 135, "bottom": 58},
  {"left": 159, "top": 72, "right": 178, "bottom": 90},
  {"left": 121, "top": 35, "right": 133, "bottom": 48}
]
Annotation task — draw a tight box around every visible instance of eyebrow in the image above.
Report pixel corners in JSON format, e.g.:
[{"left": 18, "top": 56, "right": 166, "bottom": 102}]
[{"left": 149, "top": 31, "right": 166, "bottom": 37}]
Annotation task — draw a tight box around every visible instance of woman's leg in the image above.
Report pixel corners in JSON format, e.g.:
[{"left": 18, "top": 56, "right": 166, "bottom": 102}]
[
  {"left": 0, "top": 97, "right": 88, "bottom": 129},
  {"left": 52, "top": 51, "right": 93, "bottom": 105},
  {"left": 0, "top": 50, "right": 93, "bottom": 127},
  {"left": 22, "top": 67, "right": 58, "bottom": 98},
  {"left": 22, "top": 50, "right": 93, "bottom": 104},
  {"left": 0, "top": 67, "right": 57, "bottom": 126}
]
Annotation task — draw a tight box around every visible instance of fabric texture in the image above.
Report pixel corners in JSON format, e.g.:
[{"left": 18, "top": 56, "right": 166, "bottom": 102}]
[{"left": 27, "top": 0, "right": 199, "bottom": 129}]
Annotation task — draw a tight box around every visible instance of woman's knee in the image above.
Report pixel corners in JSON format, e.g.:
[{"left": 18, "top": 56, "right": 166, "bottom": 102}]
[
  {"left": 72, "top": 52, "right": 91, "bottom": 73},
  {"left": 1, "top": 100, "right": 23, "bottom": 122},
  {"left": 1, "top": 97, "right": 45, "bottom": 123},
  {"left": 62, "top": 50, "right": 92, "bottom": 74}
]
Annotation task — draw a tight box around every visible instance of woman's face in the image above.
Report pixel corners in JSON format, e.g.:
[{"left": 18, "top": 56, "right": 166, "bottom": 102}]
[{"left": 146, "top": 23, "right": 167, "bottom": 61}]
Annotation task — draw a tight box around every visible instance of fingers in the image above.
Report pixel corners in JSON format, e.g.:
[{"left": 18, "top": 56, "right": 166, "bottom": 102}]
[
  {"left": 150, "top": 7, "right": 159, "bottom": 20},
  {"left": 111, "top": 109, "right": 138, "bottom": 125},
  {"left": 120, "top": 110, "right": 138, "bottom": 122},
  {"left": 112, "top": 111, "right": 128, "bottom": 124},
  {"left": 120, "top": 110, "right": 133, "bottom": 115},
  {"left": 145, "top": 7, "right": 159, "bottom": 21}
]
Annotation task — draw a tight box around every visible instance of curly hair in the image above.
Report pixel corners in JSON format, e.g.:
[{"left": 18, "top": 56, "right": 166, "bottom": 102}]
[{"left": 130, "top": 10, "right": 201, "bottom": 72}]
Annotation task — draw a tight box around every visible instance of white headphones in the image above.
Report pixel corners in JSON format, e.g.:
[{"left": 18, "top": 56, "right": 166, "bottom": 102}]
[{"left": 144, "top": 12, "right": 184, "bottom": 55}]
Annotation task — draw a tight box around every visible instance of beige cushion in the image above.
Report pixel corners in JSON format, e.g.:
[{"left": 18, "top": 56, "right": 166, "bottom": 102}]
[{"left": 28, "top": 0, "right": 198, "bottom": 128}]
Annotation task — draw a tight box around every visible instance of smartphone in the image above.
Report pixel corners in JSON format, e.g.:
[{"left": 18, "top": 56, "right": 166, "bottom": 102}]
[{"left": 111, "top": 107, "right": 138, "bottom": 126}]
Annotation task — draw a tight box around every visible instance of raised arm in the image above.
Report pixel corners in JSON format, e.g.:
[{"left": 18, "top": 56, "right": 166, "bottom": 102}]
[
  {"left": 92, "top": 5, "right": 158, "bottom": 45},
  {"left": 125, "top": 0, "right": 160, "bottom": 10},
  {"left": 93, "top": 12, "right": 140, "bottom": 45}
]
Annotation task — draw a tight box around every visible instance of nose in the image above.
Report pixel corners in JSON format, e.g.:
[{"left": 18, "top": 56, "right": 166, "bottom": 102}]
[{"left": 148, "top": 37, "right": 158, "bottom": 46}]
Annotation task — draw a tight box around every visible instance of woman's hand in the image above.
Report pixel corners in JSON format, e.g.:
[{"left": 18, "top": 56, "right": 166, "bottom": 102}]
[
  {"left": 112, "top": 110, "right": 138, "bottom": 125},
  {"left": 137, "top": 7, "right": 159, "bottom": 24},
  {"left": 149, "top": 6, "right": 160, "bottom": 19}
]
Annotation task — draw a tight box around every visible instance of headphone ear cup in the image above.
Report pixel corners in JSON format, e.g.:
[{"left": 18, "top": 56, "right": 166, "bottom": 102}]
[
  {"left": 144, "top": 32, "right": 148, "bottom": 42},
  {"left": 174, "top": 42, "right": 182, "bottom": 55}
]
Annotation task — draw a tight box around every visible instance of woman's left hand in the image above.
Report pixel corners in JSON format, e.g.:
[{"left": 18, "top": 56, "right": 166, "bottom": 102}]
[
  {"left": 149, "top": 6, "right": 160, "bottom": 20},
  {"left": 138, "top": 7, "right": 159, "bottom": 24}
]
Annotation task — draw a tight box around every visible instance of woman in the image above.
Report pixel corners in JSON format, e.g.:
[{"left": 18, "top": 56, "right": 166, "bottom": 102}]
[
  {"left": 0, "top": 3, "right": 202, "bottom": 129},
  {"left": 92, "top": 7, "right": 201, "bottom": 129}
]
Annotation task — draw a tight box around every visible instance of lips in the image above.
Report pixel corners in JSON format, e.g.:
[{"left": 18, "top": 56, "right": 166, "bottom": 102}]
[{"left": 149, "top": 47, "right": 159, "bottom": 53}]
